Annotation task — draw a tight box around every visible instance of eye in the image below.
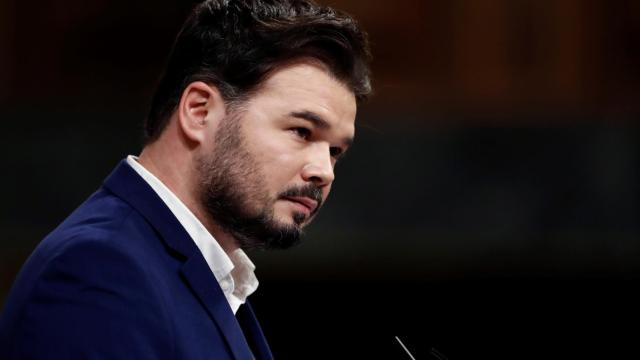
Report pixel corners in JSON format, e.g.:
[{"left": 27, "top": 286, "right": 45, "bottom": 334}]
[
  {"left": 290, "top": 127, "right": 311, "bottom": 140},
  {"left": 329, "top": 146, "right": 344, "bottom": 159}
]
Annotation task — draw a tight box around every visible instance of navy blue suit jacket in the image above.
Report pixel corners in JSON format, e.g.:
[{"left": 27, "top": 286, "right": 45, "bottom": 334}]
[{"left": 0, "top": 160, "right": 273, "bottom": 359}]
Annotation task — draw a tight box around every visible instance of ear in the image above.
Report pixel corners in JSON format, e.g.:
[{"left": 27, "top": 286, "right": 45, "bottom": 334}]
[{"left": 176, "top": 81, "right": 226, "bottom": 144}]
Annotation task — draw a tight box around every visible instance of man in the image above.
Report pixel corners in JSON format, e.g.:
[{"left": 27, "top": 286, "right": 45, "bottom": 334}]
[{"left": 0, "top": 0, "right": 371, "bottom": 358}]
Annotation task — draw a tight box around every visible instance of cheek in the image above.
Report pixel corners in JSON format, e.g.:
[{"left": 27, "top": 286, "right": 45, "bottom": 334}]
[
  {"left": 267, "top": 154, "right": 299, "bottom": 185},
  {"left": 253, "top": 145, "right": 301, "bottom": 190},
  {"left": 242, "top": 125, "right": 304, "bottom": 190},
  {"left": 322, "top": 184, "right": 332, "bottom": 202}
]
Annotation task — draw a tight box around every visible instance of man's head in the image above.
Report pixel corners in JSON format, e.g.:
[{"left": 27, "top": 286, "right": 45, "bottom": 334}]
[{"left": 144, "top": 0, "right": 371, "bottom": 250}]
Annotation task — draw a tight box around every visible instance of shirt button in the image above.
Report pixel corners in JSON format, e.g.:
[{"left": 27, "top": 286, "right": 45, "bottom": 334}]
[{"left": 219, "top": 280, "right": 228, "bottom": 291}]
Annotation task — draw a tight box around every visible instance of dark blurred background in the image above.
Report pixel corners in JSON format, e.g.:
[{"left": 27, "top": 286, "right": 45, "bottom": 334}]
[{"left": 1, "top": 0, "right": 639, "bottom": 358}]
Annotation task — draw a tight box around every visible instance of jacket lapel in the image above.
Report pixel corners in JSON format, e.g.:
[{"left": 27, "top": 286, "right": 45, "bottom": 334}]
[
  {"left": 181, "top": 256, "right": 254, "bottom": 359},
  {"left": 237, "top": 301, "right": 274, "bottom": 360},
  {"left": 103, "top": 160, "right": 254, "bottom": 360}
]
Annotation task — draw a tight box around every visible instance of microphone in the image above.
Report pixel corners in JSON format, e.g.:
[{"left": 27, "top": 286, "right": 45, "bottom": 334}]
[
  {"left": 395, "top": 336, "right": 448, "bottom": 360},
  {"left": 395, "top": 336, "right": 417, "bottom": 360}
]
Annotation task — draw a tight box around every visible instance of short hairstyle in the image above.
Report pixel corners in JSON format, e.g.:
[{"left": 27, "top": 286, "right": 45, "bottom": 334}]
[{"left": 145, "top": 0, "right": 372, "bottom": 142}]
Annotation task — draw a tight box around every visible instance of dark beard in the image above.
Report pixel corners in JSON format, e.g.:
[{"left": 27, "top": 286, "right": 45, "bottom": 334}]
[{"left": 197, "top": 114, "right": 321, "bottom": 250}]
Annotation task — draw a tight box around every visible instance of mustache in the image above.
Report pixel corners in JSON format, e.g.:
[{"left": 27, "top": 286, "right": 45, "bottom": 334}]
[{"left": 278, "top": 184, "right": 324, "bottom": 211}]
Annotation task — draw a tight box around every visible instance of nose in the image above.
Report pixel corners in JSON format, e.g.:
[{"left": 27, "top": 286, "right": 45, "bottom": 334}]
[{"left": 301, "top": 143, "right": 335, "bottom": 187}]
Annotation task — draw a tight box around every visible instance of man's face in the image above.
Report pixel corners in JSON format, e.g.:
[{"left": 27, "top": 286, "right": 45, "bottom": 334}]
[{"left": 198, "top": 61, "right": 357, "bottom": 249}]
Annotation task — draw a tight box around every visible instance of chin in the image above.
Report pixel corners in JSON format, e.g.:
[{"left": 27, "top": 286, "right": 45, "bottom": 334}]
[{"left": 272, "top": 212, "right": 304, "bottom": 227}]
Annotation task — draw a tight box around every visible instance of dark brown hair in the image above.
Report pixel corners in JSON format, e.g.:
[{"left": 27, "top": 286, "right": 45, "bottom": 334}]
[{"left": 145, "top": 0, "right": 371, "bottom": 142}]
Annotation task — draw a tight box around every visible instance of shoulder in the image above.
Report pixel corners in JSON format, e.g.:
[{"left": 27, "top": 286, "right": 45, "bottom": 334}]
[
  {"left": 26, "top": 187, "right": 170, "bottom": 308},
  {"left": 19, "top": 188, "right": 163, "bottom": 312},
  {"left": 39, "top": 187, "right": 157, "bottom": 262},
  {"left": 1, "top": 192, "right": 176, "bottom": 358}
]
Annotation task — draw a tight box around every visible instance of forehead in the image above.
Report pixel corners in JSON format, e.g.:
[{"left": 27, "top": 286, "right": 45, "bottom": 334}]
[{"left": 248, "top": 61, "right": 357, "bottom": 134}]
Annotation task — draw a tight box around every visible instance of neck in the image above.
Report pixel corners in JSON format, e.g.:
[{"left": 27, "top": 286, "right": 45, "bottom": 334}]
[{"left": 137, "top": 139, "right": 240, "bottom": 254}]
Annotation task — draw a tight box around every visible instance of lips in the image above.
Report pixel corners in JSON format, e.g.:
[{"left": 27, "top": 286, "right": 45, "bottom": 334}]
[{"left": 282, "top": 196, "right": 318, "bottom": 214}]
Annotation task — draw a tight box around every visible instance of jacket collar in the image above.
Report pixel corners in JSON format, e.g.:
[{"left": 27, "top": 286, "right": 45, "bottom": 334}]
[
  {"left": 103, "top": 159, "right": 197, "bottom": 258},
  {"left": 102, "top": 159, "right": 261, "bottom": 360}
]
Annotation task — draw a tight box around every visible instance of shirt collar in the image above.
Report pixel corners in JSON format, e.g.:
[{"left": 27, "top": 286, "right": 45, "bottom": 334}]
[{"left": 125, "top": 155, "right": 258, "bottom": 312}]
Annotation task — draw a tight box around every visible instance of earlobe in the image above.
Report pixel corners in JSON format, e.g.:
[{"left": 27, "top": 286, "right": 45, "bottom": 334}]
[{"left": 177, "top": 81, "right": 225, "bottom": 144}]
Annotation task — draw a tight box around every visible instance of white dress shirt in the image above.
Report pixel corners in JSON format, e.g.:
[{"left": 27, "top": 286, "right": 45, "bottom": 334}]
[{"left": 126, "top": 156, "right": 258, "bottom": 314}]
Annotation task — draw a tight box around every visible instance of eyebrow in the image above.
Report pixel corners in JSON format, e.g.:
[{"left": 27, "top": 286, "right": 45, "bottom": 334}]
[
  {"left": 288, "top": 110, "right": 354, "bottom": 148},
  {"left": 289, "top": 110, "right": 330, "bottom": 129}
]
